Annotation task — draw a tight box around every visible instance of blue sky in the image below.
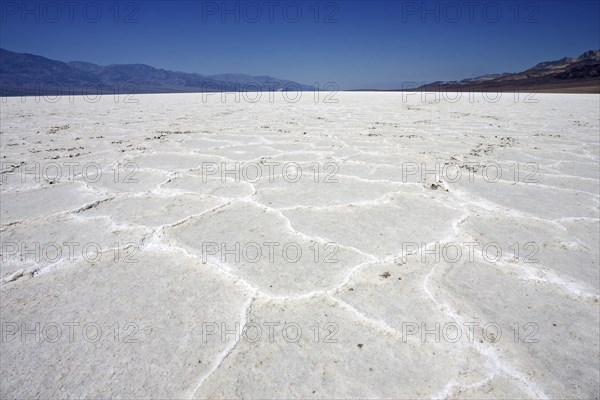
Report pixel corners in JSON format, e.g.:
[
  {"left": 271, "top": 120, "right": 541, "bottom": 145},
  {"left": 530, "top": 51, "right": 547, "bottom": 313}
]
[{"left": 1, "top": 0, "right": 599, "bottom": 89}]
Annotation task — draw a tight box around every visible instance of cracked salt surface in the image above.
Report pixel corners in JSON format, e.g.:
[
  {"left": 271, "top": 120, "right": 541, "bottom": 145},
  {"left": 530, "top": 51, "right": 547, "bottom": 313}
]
[{"left": 0, "top": 92, "right": 598, "bottom": 399}]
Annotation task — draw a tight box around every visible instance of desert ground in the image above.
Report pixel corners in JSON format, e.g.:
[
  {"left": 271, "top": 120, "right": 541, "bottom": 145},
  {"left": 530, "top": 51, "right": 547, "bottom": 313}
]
[{"left": 0, "top": 92, "right": 599, "bottom": 399}]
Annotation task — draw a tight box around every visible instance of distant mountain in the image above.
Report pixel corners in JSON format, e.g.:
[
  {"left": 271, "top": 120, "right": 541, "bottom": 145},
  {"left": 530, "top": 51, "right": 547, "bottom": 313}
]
[
  {"left": 0, "top": 48, "right": 316, "bottom": 96},
  {"left": 417, "top": 50, "right": 600, "bottom": 93}
]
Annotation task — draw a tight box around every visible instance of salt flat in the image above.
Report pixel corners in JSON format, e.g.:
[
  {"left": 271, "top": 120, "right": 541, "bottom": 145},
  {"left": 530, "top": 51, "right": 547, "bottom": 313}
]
[{"left": 0, "top": 92, "right": 598, "bottom": 399}]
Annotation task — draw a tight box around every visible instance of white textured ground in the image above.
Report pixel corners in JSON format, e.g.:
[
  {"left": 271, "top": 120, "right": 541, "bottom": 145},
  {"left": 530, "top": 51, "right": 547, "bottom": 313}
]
[{"left": 0, "top": 92, "right": 599, "bottom": 399}]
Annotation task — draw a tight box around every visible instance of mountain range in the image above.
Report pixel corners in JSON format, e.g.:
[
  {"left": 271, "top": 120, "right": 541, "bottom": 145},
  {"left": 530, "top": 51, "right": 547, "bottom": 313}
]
[
  {"left": 416, "top": 50, "right": 600, "bottom": 93},
  {"left": 0, "top": 48, "right": 316, "bottom": 96},
  {"left": 1, "top": 48, "right": 599, "bottom": 95}
]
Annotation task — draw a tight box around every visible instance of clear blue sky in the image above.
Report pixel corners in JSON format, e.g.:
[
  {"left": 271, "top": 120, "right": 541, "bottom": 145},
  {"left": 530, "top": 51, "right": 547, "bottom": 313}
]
[{"left": 1, "top": 0, "right": 599, "bottom": 89}]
